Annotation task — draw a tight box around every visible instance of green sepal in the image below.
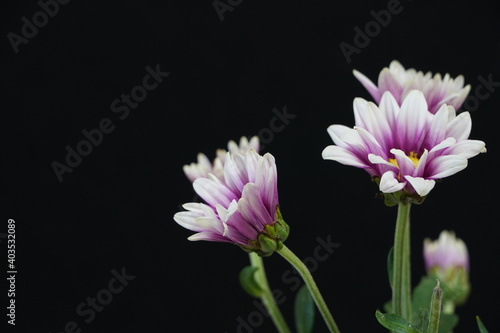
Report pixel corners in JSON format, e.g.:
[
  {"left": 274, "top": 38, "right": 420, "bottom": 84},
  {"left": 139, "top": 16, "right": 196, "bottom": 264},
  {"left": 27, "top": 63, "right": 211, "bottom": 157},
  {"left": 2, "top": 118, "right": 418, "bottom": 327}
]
[
  {"left": 275, "top": 220, "right": 290, "bottom": 242},
  {"left": 375, "top": 310, "right": 422, "bottom": 333},
  {"left": 476, "top": 316, "right": 489, "bottom": 333},
  {"left": 378, "top": 190, "right": 401, "bottom": 207},
  {"left": 258, "top": 231, "right": 279, "bottom": 254},
  {"left": 294, "top": 285, "right": 315, "bottom": 333},
  {"left": 372, "top": 177, "right": 427, "bottom": 206},
  {"left": 239, "top": 265, "right": 263, "bottom": 298},
  {"left": 238, "top": 206, "right": 290, "bottom": 257}
]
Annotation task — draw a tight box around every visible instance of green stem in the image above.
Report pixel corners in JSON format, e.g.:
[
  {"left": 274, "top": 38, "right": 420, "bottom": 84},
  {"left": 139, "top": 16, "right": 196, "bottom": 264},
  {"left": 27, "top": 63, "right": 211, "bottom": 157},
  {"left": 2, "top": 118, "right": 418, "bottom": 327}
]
[
  {"left": 392, "top": 203, "right": 412, "bottom": 320},
  {"left": 277, "top": 244, "right": 341, "bottom": 333},
  {"left": 249, "top": 253, "right": 291, "bottom": 333}
]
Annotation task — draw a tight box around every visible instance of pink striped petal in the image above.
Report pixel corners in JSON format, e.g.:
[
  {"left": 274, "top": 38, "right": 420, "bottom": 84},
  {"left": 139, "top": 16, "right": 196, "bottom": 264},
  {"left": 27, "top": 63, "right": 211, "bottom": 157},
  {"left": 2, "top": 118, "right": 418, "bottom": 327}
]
[
  {"left": 353, "top": 69, "right": 381, "bottom": 102},
  {"left": 391, "top": 149, "right": 416, "bottom": 177},
  {"left": 193, "top": 177, "right": 237, "bottom": 208},
  {"left": 322, "top": 145, "right": 369, "bottom": 168},
  {"left": 427, "top": 155, "right": 468, "bottom": 179},
  {"left": 446, "top": 111, "right": 472, "bottom": 142},
  {"left": 397, "top": 90, "right": 428, "bottom": 152},
  {"left": 378, "top": 68, "right": 404, "bottom": 104},
  {"left": 445, "top": 140, "right": 486, "bottom": 158}
]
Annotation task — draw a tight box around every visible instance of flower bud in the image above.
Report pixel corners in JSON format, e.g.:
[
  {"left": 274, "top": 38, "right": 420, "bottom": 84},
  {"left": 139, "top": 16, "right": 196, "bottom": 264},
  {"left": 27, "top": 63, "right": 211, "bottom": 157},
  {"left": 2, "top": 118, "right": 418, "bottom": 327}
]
[{"left": 423, "top": 230, "right": 470, "bottom": 305}]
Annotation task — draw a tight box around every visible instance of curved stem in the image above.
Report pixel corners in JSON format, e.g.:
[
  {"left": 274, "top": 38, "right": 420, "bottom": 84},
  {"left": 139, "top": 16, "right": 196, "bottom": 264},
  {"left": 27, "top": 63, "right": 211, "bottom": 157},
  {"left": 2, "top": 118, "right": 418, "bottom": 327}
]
[
  {"left": 277, "top": 244, "right": 341, "bottom": 333},
  {"left": 249, "top": 253, "right": 291, "bottom": 333},
  {"left": 392, "top": 203, "right": 412, "bottom": 320}
]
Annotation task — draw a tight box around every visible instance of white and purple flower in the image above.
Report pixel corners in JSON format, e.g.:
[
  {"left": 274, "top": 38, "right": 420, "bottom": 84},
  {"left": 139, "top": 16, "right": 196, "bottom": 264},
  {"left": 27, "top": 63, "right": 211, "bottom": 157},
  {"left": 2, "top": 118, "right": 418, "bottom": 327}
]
[
  {"left": 182, "top": 136, "right": 260, "bottom": 182},
  {"left": 353, "top": 60, "right": 471, "bottom": 113},
  {"left": 322, "top": 90, "right": 486, "bottom": 199},
  {"left": 175, "top": 144, "right": 288, "bottom": 256},
  {"left": 424, "top": 230, "right": 469, "bottom": 273},
  {"left": 423, "top": 230, "right": 470, "bottom": 305}
]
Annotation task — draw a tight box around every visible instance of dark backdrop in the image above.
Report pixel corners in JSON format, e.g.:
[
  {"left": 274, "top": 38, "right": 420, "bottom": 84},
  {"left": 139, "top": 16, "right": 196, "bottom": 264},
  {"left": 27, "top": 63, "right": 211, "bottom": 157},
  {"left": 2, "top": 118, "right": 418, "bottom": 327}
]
[{"left": 2, "top": 1, "right": 499, "bottom": 332}]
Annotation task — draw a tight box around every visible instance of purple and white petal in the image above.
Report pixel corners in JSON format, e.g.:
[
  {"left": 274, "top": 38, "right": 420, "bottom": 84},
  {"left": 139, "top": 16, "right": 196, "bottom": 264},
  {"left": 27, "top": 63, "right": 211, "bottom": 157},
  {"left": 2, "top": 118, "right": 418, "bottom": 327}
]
[
  {"left": 322, "top": 146, "right": 369, "bottom": 168},
  {"left": 353, "top": 69, "right": 381, "bottom": 102},
  {"left": 427, "top": 155, "right": 468, "bottom": 179},
  {"left": 353, "top": 60, "right": 471, "bottom": 113},
  {"left": 425, "top": 104, "right": 450, "bottom": 148},
  {"left": 188, "top": 231, "right": 232, "bottom": 243},
  {"left": 238, "top": 184, "right": 274, "bottom": 230},
  {"left": 255, "top": 153, "right": 278, "bottom": 213},
  {"left": 224, "top": 152, "right": 249, "bottom": 195},
  {"left": 193, "top": 177, "right": 237, "bottom": 209},
  {"left": 379, "top": 171, "right": 406, "bottom": 193},
  {"left": 378, "top": 68, "right": 404, "bottom": 104},
  {"left": 445, "top": 140, "right": 487, "bottom": 158},
  {"left": 397, "top": 90, "right": 428, "bottom": 152},
  {"left": 327, "top": 124, "right": 365, "bottom": 149},
  {"left": 446, "top": 111, "right": 472, "bottom": 142},
  {"left": 378, "top": 91, "right": 399, "bottom": 133},
  {"left": 404, "top": 176, "right": 436, "bottom": 197}
]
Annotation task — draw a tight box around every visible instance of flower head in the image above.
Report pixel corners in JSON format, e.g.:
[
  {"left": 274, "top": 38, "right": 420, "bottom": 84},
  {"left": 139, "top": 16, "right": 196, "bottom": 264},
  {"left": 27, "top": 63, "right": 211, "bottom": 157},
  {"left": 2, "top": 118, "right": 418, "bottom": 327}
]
[
  {"left": 424, "top": 230, "right": 469, "bottom": 272},
  {"left": 183, "top": 136, "right": 260, "bottom": 182},
  {"left": 353, "top": 60, "right": 471, "bottom": 113},
  {"left": 322, "top": 90, "right": 486, "bottom": 202},
  {"left": 175, "top": 144, "right": 288, "bottom": 256},
  {"left": 423, "top": 230, "right": 470, "bottom": 305}
]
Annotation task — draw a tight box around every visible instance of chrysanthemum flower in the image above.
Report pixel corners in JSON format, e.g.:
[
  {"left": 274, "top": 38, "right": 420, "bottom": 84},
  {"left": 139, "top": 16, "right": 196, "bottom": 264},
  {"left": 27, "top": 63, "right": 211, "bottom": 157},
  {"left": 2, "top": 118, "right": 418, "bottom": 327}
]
[
  {"left": 174, "top": 148, "right": 289, "bottom": 256},
  {"left": 322, "top": 90, "right": 486, "bottom": 200},
  {"left": 424, "top": 230, "right": 470, "bottom": 305},
  {"left": 183, "top": 136, "right": 260, "bottom": 182},
  {"left": 353, "top": 60, "right": 471, "bottom": 113},
  {"left": 424, "top": 230, "right": 469, "bottom": 273}
]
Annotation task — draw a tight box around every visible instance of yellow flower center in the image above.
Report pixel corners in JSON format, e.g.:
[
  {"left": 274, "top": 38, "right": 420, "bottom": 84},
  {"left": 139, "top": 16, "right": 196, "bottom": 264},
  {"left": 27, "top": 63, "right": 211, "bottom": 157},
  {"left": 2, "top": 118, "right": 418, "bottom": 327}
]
[{"left": 389, "top": 151, "right": 420, "bottom": 168}]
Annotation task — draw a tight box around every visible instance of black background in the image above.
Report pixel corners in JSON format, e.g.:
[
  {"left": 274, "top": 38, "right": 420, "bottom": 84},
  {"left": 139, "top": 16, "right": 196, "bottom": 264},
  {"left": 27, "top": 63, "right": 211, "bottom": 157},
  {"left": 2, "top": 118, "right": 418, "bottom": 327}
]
[{"left": 2, "top": 0, "right": 500, "bottom": 332}]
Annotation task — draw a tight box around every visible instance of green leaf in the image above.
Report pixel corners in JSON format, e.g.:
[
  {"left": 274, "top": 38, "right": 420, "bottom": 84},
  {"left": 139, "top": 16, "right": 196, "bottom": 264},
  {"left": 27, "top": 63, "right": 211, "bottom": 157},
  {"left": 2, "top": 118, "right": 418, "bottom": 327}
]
[
  {"left": 438, "top": 313, "right": 458, "bottom": 333},
  {"left": 411, "top": 276, "right": 459, "bottom": 333},
  {"left": 294, "top": 285, "right": 315, "bottom": 333},
  {"left": 387, "top": 246, "right": 394, "bottom": 289},
  {"left": 375, "top": 310, "right": 422, "bottom": 333},
  {"left": 415, "top": 307, "right": 429, "bottom": 331},
  {"left": 476, "top": 316, "right": 490, "bottom": 333},
  {"left": 411, "top": 276, "right": 436, "bottom": 324},
  {"left": 239, "top": 265, "right": 263, "bottom": 298}
]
